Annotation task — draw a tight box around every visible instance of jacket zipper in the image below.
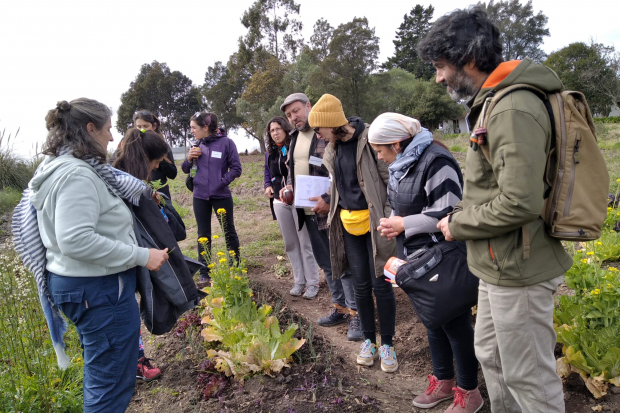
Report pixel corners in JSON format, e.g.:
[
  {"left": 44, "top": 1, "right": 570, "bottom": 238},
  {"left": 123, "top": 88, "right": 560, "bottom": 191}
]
[{"left": 488, "top": 240, "right": 499, "bottom": 270}]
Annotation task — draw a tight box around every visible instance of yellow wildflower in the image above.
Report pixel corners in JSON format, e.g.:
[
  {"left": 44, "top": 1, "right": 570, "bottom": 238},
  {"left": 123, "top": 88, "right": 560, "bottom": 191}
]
[
  {"left": 592, "top": 289, "right": 601, "bottom": 295},
  {"left": 608, "top": 267, "right": 619, "bottom": 272},
  {"left": 617, "top": 178, "right": 620, "bottom": 183},
  {"left": 608, "top": 207, "right": 613, "bottom": 211},
  {"left": 219, "top": 258, "right": 227, "bottom": 263},
  {"left": 217, "top": 252, "right": 225, "bottom": 256},
  {"left": 198, "top": 237, "right": 209, "bottom": 243},
  {"left": 234, "top": 276, "right": 241, "bottom": 280},
  {"left": 217, "top": 208, "right": 226, "bottom": 215},
  {"left": 580, "top": 259, "right": 588, "bottom": 264},
  {"left": 242, "top": 270, "right": 247, "bottom": 274},
  {"left": 249, "top": 292, "right": 253, "bottom": 297},
  {"left": 213, "top": 235, "right": 219, "bottom": 240},
  {"left": 596, "top": 242, "right": 603, "bottom": 246},
  {"left": 229, "top": 250, "right": 236, "bottom": 256},
  {"left": 200, "top": 251, "right": 207, "bottom": 257},
  {"left": 208, "top": 263, "right": 215, "bottom": 269},
  {"left": 586, "top": 252, "right": 594, "bottom": 256}
]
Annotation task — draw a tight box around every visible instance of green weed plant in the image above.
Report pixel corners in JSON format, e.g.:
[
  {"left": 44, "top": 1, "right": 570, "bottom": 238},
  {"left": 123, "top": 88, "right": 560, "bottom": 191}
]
[
  {"left": 198, "top": 210, "right": 305, "bottom": 381},
  {"left": 554, "top": 204, "right": 620, "bottom": 397},
  {"left": 0, "top": 247, "right": 83, "bottom": 412}
]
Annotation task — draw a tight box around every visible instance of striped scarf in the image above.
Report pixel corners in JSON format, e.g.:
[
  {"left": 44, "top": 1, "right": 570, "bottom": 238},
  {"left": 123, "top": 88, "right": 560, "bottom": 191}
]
[
  {"left": 388, "top": 128, "right": 434, "bottom": 193},
  {"left": 11, "top": 146, "right": 145, "bottom": 369}
]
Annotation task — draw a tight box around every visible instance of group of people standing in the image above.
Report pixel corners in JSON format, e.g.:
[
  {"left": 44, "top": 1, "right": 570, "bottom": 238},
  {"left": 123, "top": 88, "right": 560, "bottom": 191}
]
[
  {"left": 262, "top": 6, "right": 571, "bottom": 413},
  {"left": 13, "top": 6, "right": 572, "bottom": 413}
]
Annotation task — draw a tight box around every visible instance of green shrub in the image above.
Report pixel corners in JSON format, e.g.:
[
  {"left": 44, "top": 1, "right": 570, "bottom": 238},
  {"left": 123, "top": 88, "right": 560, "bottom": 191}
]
[
  {"left": 0, "top": 247, "right": 84, "bottom": 412},
  {"left": 0, "top": 187, "right": 22, "bottom": 216},
  {"left": 0, "top": 130, "right": 41, "bottom": 191},
  {"left": 595, "top": 116, "right": 620, "bottom": 124}
]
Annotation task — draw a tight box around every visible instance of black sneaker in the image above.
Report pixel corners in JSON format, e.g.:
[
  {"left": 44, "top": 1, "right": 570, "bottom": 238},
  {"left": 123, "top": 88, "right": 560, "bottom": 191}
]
[
  {"left": 317, "top": 308, "right": 349, "bottom": 327},
  {"left": 347, "top": 314, "right": 363, "bottom": 341}
]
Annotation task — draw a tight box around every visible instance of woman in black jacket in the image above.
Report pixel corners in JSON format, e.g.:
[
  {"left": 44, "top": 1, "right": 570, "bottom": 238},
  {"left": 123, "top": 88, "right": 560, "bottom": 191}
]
[
  {"left": 112, "top": 128, "right": 174, "bottom": 382},
  {"left": 263, "top": 116, "right": 319, "bottom": 299},
  {"left": 369, "top": 113, "right": 483, "bottom": 412},
  {"left": 133, "top": 110, "right": 177, "bottom": 200}
]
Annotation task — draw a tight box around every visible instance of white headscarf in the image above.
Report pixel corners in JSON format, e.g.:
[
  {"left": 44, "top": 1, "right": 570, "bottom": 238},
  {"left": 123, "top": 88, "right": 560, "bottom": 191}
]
[{"left": 368, "top": 113, "right": 422, "bottom": 144}]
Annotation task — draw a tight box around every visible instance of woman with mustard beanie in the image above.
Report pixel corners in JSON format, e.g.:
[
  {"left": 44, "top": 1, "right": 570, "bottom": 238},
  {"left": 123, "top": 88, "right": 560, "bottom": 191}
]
[
  {"left": 308, "top": 94, "right": 399, "bottom": 373},
  {"left": 368, "top": 113, "right": 482, "bottom": 412}
]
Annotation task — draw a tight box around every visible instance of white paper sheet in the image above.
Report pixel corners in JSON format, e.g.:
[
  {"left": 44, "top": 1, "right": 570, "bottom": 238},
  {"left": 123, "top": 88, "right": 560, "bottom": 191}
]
[{"left": 294, "top": 175, "right": 330, "bottom": 208}]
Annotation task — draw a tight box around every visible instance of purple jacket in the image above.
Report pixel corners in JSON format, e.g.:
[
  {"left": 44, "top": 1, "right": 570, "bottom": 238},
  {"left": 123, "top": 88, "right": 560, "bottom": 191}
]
[{"left": 181, "top": 135, "right": 242, "bottom": 200}]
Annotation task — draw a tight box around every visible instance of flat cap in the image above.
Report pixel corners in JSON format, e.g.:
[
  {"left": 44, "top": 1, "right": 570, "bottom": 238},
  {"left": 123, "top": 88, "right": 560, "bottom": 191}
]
[{"left": 280, "top": 93, "right": 310, "bottom": 112}]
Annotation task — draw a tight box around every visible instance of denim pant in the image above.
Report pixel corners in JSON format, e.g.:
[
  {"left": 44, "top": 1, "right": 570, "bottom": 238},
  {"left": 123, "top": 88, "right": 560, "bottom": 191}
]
[
  {"left": 48, "top": 269, "right": 140, "bottom": 413},
  {"left": 303, "top": 214, "right": 356, "bottom": 311},
  {"left": 342, "top": 230, "right": 395, "bottom": 337},
  {"left": 426, "top": 309, "right": 479, "bottom": 390},
  {"left": 194, "top": 196, "right": 240, "bottom": 278}
]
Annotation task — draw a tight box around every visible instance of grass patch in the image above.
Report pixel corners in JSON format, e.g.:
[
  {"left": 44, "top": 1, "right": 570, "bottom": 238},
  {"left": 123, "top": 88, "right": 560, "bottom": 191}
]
[
  {"left": 0, "top": 187, "right": 22, "bottom": 216},
  {"left": 0, "top": 247, "right": 84, "bottom": 412}
]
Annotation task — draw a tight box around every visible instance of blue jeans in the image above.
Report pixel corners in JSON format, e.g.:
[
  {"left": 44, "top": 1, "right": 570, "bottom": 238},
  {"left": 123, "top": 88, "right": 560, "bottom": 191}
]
[
  {"left": 48, "top": 268, "right": 140, "bottom": 413},
  {"left": 303, "top": 214, "right": 356, "bottom": 311}
]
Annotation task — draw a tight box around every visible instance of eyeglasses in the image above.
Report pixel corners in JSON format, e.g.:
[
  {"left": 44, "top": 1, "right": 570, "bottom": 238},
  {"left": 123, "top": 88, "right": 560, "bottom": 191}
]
[
  {"left": 270, "top": 127, "right": 284, "bottom": 134},
  {"left": 313, "top": 127, "right": 321, "bottom": 135}
]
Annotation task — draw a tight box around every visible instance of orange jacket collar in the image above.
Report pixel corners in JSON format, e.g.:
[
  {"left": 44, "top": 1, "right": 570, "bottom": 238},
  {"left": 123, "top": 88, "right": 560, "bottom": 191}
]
[{"left": 482, "top": 60, "right": 521, "bottom": 89}]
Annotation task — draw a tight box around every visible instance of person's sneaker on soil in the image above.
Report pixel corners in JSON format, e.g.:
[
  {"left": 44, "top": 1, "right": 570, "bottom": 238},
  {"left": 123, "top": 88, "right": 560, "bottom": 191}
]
[
  {"left": 347, "top": 313, "right": 363, "bottom": 341},
  {"left": 356, "top": 339, "right": 379, "bottom": 366},
  {"left": 289, "top": 284, "right": 305, "bottom": 296},
  {"left": 303, "top": 285, "right": 319, "bottom": 299},
  {"left": 379, "top": 345, "right": 398, "bottom": 373},
  {"left": 413, "top": 374, "right": 456, "bottom": 408},
  {"left": 316, "top": 307, "right": 349, "bottom": 327},
  {"left": 137, "top": 357, "right": 162, "bottom": 382},
  {"left": 445, "top": 387, "right": 484, "bottom": 413}
]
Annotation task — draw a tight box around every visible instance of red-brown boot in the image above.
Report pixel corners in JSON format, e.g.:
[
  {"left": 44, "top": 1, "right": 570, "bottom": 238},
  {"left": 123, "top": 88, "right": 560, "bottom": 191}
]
[{"left": 413, "top": 374, "right": 455, "bottom": 408}]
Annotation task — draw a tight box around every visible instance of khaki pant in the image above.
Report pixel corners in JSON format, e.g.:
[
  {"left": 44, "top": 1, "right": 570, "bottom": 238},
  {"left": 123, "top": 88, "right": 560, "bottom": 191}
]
[{"left": 475, "top": 276, "right": 564, "bottom": 413}]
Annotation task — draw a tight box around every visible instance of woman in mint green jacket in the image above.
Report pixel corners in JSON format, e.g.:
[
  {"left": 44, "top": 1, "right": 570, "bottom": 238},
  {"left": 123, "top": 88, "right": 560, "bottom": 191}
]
[{"left": 22, "top": 98, "right": 169, "bottom": 413}]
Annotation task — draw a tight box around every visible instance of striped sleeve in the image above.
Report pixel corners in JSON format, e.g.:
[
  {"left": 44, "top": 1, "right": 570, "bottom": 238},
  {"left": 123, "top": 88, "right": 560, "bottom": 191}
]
[
  {"left": 422, "top": 158, "right": 462, "bottom": 219},
  {"left": 402, "top": 158, "right": 462, "bottom": 238}
]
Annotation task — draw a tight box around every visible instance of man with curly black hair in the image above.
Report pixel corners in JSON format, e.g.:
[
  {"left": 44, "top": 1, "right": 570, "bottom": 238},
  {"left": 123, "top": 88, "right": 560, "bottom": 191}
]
[{"left": 421, "top": 7, "right": 572, "bottom": 413}]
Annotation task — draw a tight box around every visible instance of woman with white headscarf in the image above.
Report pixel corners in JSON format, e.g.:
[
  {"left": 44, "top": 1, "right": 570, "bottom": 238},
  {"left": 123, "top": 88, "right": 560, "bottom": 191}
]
[{"left": 369, "top": 113, "right": 482, "bottom": 412}]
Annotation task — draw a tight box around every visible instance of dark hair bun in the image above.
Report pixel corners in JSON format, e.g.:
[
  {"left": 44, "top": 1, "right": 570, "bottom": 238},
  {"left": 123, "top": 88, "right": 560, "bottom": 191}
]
[{"left": 56, "top": 100, "right": 71, "bottom": 112}]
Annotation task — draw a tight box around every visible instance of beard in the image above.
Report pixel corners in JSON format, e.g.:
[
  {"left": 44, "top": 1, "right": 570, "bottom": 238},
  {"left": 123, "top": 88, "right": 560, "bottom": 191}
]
[
  {"left": 296, "top": 119, "right": 310, "bottom": 132},
  {"left": 442, "top": 69, "right": 478, "bottom": 101}
]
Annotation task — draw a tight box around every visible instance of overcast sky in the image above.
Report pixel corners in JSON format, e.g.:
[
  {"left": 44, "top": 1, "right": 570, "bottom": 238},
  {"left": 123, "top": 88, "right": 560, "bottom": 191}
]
[{"left": 1, "top": 0, "right": 619, "bottom": 157}]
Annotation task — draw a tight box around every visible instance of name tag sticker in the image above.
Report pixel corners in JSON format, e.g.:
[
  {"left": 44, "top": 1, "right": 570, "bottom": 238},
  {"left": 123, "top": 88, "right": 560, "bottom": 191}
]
[
  {"left": 212, "top": 151, "right": 222, "bottom": 159},
  {"left": 309, "top": 156, "right": 323, "bottom": 167}
]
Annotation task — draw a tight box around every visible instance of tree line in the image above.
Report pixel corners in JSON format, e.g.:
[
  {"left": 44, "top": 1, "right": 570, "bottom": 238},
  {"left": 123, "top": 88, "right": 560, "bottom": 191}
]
[{"left": 116, "top": 0, "right": 620, "bottom": 152}]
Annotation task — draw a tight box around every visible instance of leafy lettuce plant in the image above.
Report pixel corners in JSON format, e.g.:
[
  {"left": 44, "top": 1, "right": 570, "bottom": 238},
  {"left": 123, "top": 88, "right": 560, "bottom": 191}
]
[{"left": 197, "top": 210, "right": 305, "bottom": 381}]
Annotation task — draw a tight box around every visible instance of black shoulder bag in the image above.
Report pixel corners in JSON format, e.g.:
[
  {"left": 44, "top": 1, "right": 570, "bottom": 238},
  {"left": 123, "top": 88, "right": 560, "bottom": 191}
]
[{"left": 395, "top": 240, "right": 479, "bottom": 330}]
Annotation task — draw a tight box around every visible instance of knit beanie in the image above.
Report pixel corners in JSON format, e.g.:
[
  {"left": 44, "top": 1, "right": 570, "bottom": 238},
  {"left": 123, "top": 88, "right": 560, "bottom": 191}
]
[{"left": 308, "top": 94, "right": 348, "bottom": 128}]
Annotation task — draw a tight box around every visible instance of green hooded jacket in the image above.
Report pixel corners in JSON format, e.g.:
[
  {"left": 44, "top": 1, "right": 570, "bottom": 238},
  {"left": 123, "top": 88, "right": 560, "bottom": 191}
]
[{"left": 448, "top": 58, "right": 573, "bottom": 287}]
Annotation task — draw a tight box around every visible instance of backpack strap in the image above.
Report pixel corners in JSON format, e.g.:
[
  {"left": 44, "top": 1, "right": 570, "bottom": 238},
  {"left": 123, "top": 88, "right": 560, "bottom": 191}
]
[{"left": 473, "top": 84, "right": 547, "bottom": 261}]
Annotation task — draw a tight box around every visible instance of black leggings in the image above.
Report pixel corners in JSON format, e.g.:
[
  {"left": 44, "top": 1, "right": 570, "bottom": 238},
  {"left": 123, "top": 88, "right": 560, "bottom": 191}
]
[
  {"left": 193, "top": 197, "right": 240, "bottom": 277},
  {"left": 426, "top": 310, "right": 478, "bottom": 390},
  {"left": 342, "top": 229, "right": 396, "bottom": 340}
]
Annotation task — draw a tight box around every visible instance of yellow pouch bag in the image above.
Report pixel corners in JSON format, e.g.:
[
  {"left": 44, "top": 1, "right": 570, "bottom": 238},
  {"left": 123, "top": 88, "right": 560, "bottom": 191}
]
[{"left": 340, "top": 209, "right": 370, "bottom": 236}]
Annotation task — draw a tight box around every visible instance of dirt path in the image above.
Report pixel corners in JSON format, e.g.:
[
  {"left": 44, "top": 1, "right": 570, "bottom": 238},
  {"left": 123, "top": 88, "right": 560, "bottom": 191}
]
[{"left": 127, "top": 154, "right": 619, "bottom": 412}]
